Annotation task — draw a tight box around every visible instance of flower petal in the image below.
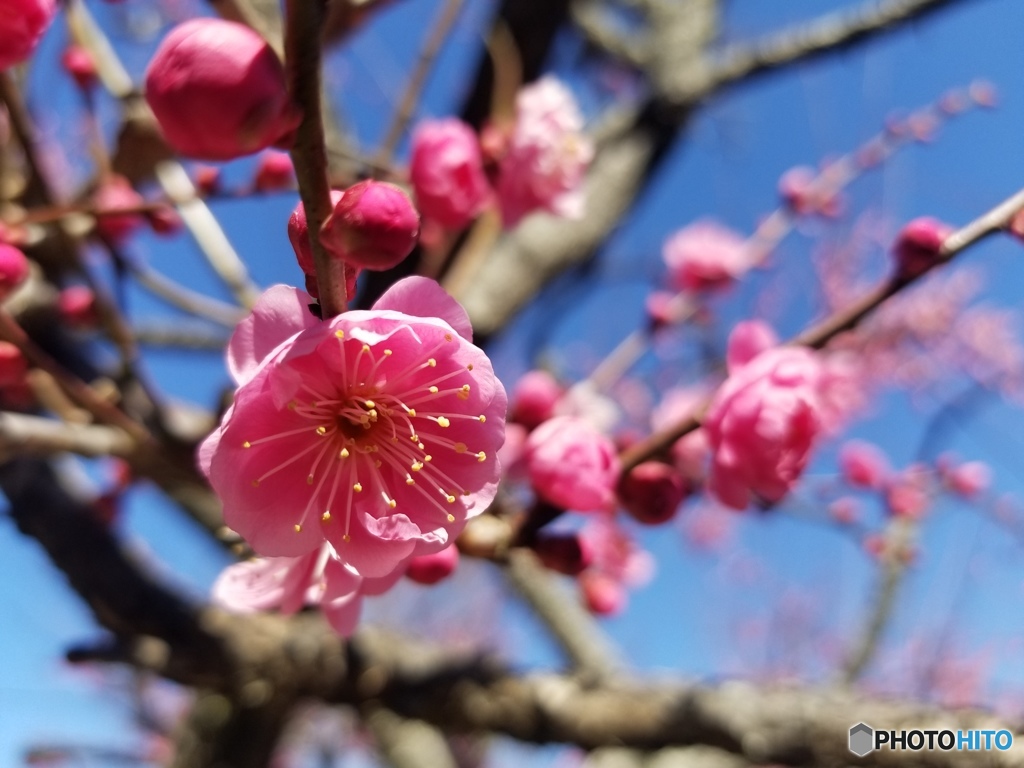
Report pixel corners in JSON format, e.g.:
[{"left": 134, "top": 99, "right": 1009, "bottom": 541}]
[
  {"left": 372, "top": 276, "right": 472, "bottom": 342},
  {"left": 228, "top": 284, "right": 318, "bottom": 385}
]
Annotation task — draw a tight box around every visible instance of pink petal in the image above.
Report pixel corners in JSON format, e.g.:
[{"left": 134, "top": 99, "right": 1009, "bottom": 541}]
[
  {"left": 372, "top": 276, "right": 472, "bottom": 342},
  {"left": 228, "top": 285, "right": 318, "bottom": 385}
]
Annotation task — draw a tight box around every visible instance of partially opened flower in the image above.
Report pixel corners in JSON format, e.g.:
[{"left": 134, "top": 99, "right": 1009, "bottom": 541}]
[
  {"left": 663, "top": 220, "right": 752, "bottom": 292},
  {"left": 410, "top": 118, "right": 491, "bottom": 230},
  {"left": 496, "top": 78, "right": 593, "bottom": 227},
  {"left": 199, "top": 277, "right": 506, "bottom": 580},
  {"left": 705, "top": 347, "right": 824, "bottom": 510},
  {"left": 525, "top": 415, "right": 619, "bottom": 511}
]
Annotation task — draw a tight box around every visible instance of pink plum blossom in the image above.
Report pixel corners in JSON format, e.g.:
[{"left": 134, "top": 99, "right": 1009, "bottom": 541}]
[
  {"left": 662, "top": 220, "right": 753, "bottom": 292},
  {"left": 704, "top": 347, "right": 825, "bottom": 510},
  {"left": 145, "top": 19, "right": 301, "bottom": 160},
  {"left": 839, "top": 440, "right": 889, "bottom": 489},
  {"left": 652, "top": 387, "right": 709, "bottom": 483},
  {"left": 495, "top": 77, "right": 593, "bottom": 227},
  {"left": 509, "top": 369, "right": 563, "bottom": 429},
  {"left": 409, "top": 118, "right": 491, "bottom": 230},
  {"left": 945, "top": 460, "right": 991, "bottom": 498},
  {"left": 199, "top": 277, "right": 506, "bottom": 580},
  {"left": 0, "top": 243, "right": 29, "bottom": 300},
  {"left": 212, "top": 543, "right": 402, "bottom": 636},
  {"left": 320, "top": 180, "right": 420, "bottom": 271},
  {"left": 92, "top": 175, "right": 145, "bottom": 244},
  {"left": 253, "top": 150, "right": 294, "bottom": 192},
  {"left": 525, "top": 415, "right": 619, "bottom": 511},
  {"left": 892, "top": 217, "right": 953, "bottom": 279},
  {"left": 578, "top": 515, "right": 653, "bottom": 615},
  {"left": 726, "top": 320, "right": 778, "bottom": 373},
  {"left": 62, "top": 45, "right": 97, "bottom": 90},
  {"left": 0, "top": 341, "right": 27, "bottom": 386},
  {"left": 0, "top": 0, "right": 56, "bottom": 71},
  {"left": 58, "top": 285, "right": 98, "bottom": 328}
]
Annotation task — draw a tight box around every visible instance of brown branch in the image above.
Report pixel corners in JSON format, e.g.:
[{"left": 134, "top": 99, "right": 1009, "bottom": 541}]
[
  {"left": 285, "top": 0, "right": 348, "bottom": 318},
  {"left": 570, "top": 0, "right": 648, "bottom": 68},
  {"left": 0, "top": 411, "right": 134, "bottom": 461}
]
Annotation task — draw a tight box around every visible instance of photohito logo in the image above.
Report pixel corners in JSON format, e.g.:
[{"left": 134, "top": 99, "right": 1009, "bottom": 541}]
[{"left": 848, "top": 722, "right": 1013, "bottom": 757}]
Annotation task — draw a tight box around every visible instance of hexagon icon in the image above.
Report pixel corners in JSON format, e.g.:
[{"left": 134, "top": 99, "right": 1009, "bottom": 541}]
[{"left": 849, "top": 723, "right": 874, "bottom": 757}]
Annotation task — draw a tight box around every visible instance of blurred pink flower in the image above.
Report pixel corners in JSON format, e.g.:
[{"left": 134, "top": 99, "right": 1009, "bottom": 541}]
[
  {"left": 945, "top": 460, "right": 992, "bottom": 499},
  {"left": 92, "top": 175, "right": 145, "bottom": 244},
  {"left": 405, "top": 544, "right": 459, "bottom": 585},
  {"left": 663, "top": 219, "right": 752, "bottom": 292},
  {"left": 509, "top": 369, "right": 563, "bottom": 429},
  {"left": 839, "top": 440, "right": 889, "bottom": 489},
  {"left": 652, "top": 387, "right": 709, "bottom": 483},
  {"left": 525, "top": 415, "right": 619, "bottom": 511},
  {"left": 496, "top": 77, "right": 593, "bottom": 227},
  {"left": 705, "top": 347, "right": 825, "bottom": 510},
  {"left": 410, "top": 118, "right": 491, "bottom": 230},
  {"left": 253, "top": 150, "right": 294, "bottom": 192},
  {"left": 578, "top": 515, "right": 653, "bottom": 615},
  {"left": 618, "top": 461, "right": 688, "bottom": 525},
  {"left": 892, "top": 216, "right": 953, "bottom": 279},
  {"left": 199, "top": 277, "right": 506, "bottom": 579},
  {"left": 726, "top": 319, "right": 778, "bottom": 373},
  {"left": 0, "top": 0, "right": 55, "bottom": 71},
  {"left": 0, "top": 243, "right": 29, "bottom": 300},
  {"left": 145, "top": 18, "right": 301, "bottom": 160}
]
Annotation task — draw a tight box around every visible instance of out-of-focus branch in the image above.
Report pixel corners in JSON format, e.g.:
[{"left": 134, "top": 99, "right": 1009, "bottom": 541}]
[
  {"left": 134, "top": 323, "right": 229, "bottom": 351},
  {"left": 363, "top": 705, "right": 459, "bottom": 768},
  {"left": 285, "top": 0, "right": 348, "bottom": 317},
  {"left": 700, "top": 0, "right": 967, "bottom": 100},
  {"left": 128, "top": 259, "right": 247, "bottom": 328},
  {"left": 374, "top": 0, "right": 466, "bottom": 167},
  {"left": 505, "top": 548, "right": 623, "bottom": 680},
  {"left": 570, "top": 0, "right": 648, "bottom": 68},
  {"left": 0, "top": 412, "right": 133, "bottom": 461}
]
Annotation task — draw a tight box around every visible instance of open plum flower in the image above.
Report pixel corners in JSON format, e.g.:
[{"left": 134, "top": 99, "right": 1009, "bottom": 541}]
[
  {"left": 212, "top": 543, "right": 403, "bottom": 636},
  {"left": 200, "top": 277, "right": 506, "bottom": 579}
]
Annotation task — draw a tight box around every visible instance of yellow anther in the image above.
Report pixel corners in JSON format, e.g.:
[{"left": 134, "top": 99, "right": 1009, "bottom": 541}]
[
  {"left": 427, "top": 358, "right": 437, "bottom": 367},
  {"left": 343, "top": 534, "right": 351, "bottom": 542},
  {"left": 411, "top": 462, "right": 424, "bottom": 472},
  {"left": 406, "top": 478, "right": 416, "bottom": 485},
  {"left": 429, "top": 385, "right": 439, "bottom": 394},
  {"left": 307, "top": 475, "right": 314, "bottom": 484},
  {"left": 362, "top": 344, "right": 371, "bottom": 352},
  {"left": 335, "top": 330, "right": 345, "bottom": 339},
  {"left": 410, "top": 434, "right": 420, "bottom": 442},
  {"left": 446, "top": 494, "right": 456, "bottom": 504},
  {"left": 322, "top": 511, "right": 332, "bottom": 522},
  {"left": 353, "top": 482, "right": 363, "bottom": 492},
  {"left": 478, "top": 415, "right": 487, "bottom": 423},
  {"left": 294, "top": 524, "right": 302, "bottom": 533},
  {"left": 462, "top": 490, "right": 471, "bottom": 497},
  {"left": 340, "top": 448, "right": 350, "bottom": 458},
  {"left": 242, "top": 441, "right": 251, "bottom": 448},
  {"left": 406, "top": 408, "right": 417, "bottom": 417},
  {"left": 453, "top": 442, "right": 467, "bottom": 453},
  {"left": 444, "top": 333, "right": 453, "bottom": 342},
  {"left": 476, "top": 451, "right": 487, "bottom": 462},
  {"left": 467, "top": 363, "right": 474, "bottom": 371},
  {"left": 424, "top": 455, "right": 433, "bottom": 462},
  {"left": 447, "top": 513, "right": 456, "bottom": 522},
  {"left": 365, "top": 400, "right": 376, "bottom": 408},
  {"left": 417, "top": 442, "right": 425, "bottom": 450},
  {"left": 316, "top": 426, "right": 327, "bottom": 435},
  {"left": 388, "top": 499, "right": 397, "bottom": 509},
  {"left": 437, "top": 416, "right": 451, "bottom": 428},
  {"left": 384, "top": 349, "right": 393, "bottom": 356}
]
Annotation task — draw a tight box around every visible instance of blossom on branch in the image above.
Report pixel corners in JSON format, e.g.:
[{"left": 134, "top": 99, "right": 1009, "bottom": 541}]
[
  {"left": 199, "top": 277, "right": 506, "bottom": 580},
  {"left": 410, "top": 118, "right": 491, "bottom": 231},
  {"left": 0, "top": 0, "right": 55, "bottom": 71}
]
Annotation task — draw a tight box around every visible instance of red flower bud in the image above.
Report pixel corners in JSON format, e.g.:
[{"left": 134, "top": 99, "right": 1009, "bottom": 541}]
[
  {"left": 319, "top": 180, "right": 419, "bottom": 271},
  {"left": 405, "top": 545, "right": 458, "bottom": 585},
  {"left": 618, "top": 461, "right": 688, "bottom": 525}
]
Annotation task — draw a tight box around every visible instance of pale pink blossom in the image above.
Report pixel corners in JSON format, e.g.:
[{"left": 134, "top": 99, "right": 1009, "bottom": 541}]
[
  {"left": 617, "top": 461, "right": 688, "bottom": 525},
  {"left": 705, "top": 347, "right": 825, "bottom": 510},
  {"left": 212, "top": 543, "right": 402, "bottom": 636},
  {"left": 839, "top": 440, "right": 889, "bottom": 489},
  {"left": 0, "top": 0, "right": 56, "bottom": 71},
  {"left": 726, "top": 320, "right": 778, "bottom": 373},
  {"left": 945, "top": 460, "right": 992, "bottom": 498},
  {"left": 525, "top": 415, "right": 619, "bottom": 511},
  {"left": 320, "top": 180, "right": 420, "bottom": 271},
  {"left": 509, "top": 369, "right": 563, "bottom": 429},
  {"left": 495, "top": 77, "right": 593, "bottom": 227},
  {"left": 92, "top": 175, "right": 145, "bottom": 244},
  {"left": 199, "top": 277, "right": 507, "bottom": 579},
  {"left": 409, "top": 119, "right": 491, "bottom": 230},
  {"left": 0, "top": 244, "right": 29, "bottom": 300},
  {"left": 145, "top": 18, "right": 301, "bottom": 160},
  {"left": 663, "top": 220, "right": 752, "bottom": 292}
]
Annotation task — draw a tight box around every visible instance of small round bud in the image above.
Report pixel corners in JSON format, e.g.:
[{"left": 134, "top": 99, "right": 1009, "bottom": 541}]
[
  {"left": 618, "top": 461, "right": 688, "bottom": 525},
  {"left": 945, "top": 461, "right": 991, "bottom": 499},
  {"left": 509, "top": 370, "right": 562, "bottom": 430},
  {"left": 289, "top": 190, "right": 344, "bottom": 276},
  {"left": 253, "top": 150, "right": 293, "bottom": 192},
  {"left": 58, "top": 286, "right": 99, "bottom": 329},
  {"left": 892, "top": 217, "right": 953, "bottom": 279},
  {"left": 0, "top": 0, "right": 55, "bottom": 71},
  {"left": 579, "top": 571, "right": 625, "bottom": 616},
  {"left": 405, "top": 545, "right": 458, "bottom": 585},
  {"left": 0, "top": 243, "right": 29, "bottom": 300},
  {"left": 145, "top": 19, "right": 301, "bottom": 160},
  {"left": 839, "top": 440, "right": 889, "bottom": 489},
  {"left": 319, "top": 180, "right": 420, "bottom": 271},
  {"left": 533, "top": 532, "right": 593, "bottom": 576},
  {"left": 147, "top": 205, "right": 182, "bottom": 236},
  {"left": 61, "top": 45, "right": 98, "bottom": 89},
  {"left": 92, "top": 175, "right": 145, "bottom": 244},
  {"left": 0, "top": 341, "right": 27, "bottom": 386}
]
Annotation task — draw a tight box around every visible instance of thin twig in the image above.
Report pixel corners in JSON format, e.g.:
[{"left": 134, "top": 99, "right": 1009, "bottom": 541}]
[
  {"left": 374, "top": 0, "right": 466, "bottom": 167},
  {"left": 129, "top": 263, "right": 247, "bottom": 328},
  {"left": 285, "top": 0, "right": 348, "bottom": 318}
]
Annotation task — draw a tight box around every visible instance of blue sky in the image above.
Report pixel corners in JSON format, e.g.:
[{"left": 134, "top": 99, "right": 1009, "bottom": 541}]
[{"left": 5, "top": 0, "right": 1024, "bottom": 764}]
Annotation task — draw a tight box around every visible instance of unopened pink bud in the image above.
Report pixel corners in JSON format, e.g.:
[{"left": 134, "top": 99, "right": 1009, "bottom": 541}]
[
  {"left": 580, "top": 570, "right": 625, "bottom": 616},
  {"left": 0, "top": 0, "right": 55, "bottom": 71},
  {"left": 509, "top": 370, "right": 563, "bottom": 430},
  {"left": 618, "top": 461, "right": 688, "bottom": 525},
  {"left": 0, "top": 243, "right": 29, "bottom": 300},
  {"left": 405, "top": 545, "right": 459, "bottom": 585},
  {"left": 61, "top": 45, "right": 97, "bottom": 89},
  {"left": 725, "top": 319, "right": 777, "bottom": 373},
  {"left": 0, "top": 342, "right": 27, "bottom": 386},
  {"left": 289, "top": 190, "right": 344, "bottom": 275},
  {"left": 253, "top": 150, "right": 293, "bottom": 192},
  {"left": 886, "top": 480, "right": 929, "bottom": 520},
  {"left": 839, "top": 440, "right": 889, "bottom": 489},
  {"left": 946, "top": 461, "right": 991, "bottom": 499},
  {"left": 58, "top": 286, "right": 98, "bottom": 328},
  {"left": 533, "top": 532, "right": 593, "bottom": 576},
  {"left": 320, "top": 180, "right": 420, "bottom": 271},
  {"left": 145, "top": 19, "right": 301, "bottom": 160},
  {"left": 892, "top": 217, "right": 953, "bottom": 279},
  {"left": 92, "top": 175, "right": 145, "bottom": 244},
  {"left": 147, "top": 205, "right": 182, "bottom": 236},
  {"left": 410, "top": 118, "right": 491, "bottom": 230},
  {"left": 829, "top": 497, "right": 860, "bottom": 525},
  {"left": 193, "top": 165, "right": 221, "bottom": 196}
]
